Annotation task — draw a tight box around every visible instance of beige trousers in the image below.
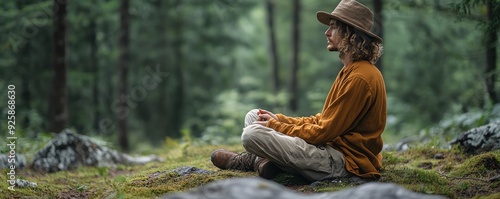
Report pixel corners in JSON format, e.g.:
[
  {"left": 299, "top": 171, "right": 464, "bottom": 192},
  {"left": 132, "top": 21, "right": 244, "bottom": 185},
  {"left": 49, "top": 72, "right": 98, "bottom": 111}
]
[{"left": 241, "top": 109, "right": 351, "bottom": 181}]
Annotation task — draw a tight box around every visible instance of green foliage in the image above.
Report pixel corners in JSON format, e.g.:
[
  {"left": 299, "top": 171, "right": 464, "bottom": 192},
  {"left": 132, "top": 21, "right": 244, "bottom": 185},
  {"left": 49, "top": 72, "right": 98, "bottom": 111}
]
[
  {"left": 0, "top": 130, "right": 53, "bottom": 161},
  {"left": 0, "top": 0, "right": 499, "bottom": 148},
  {"left": 164, "top": 137, "right": 180, "bottom": 150},
  {"left": 196, "top": 87, "right": 289, "bottom": 145},
  {"left": 420, "top": 104, "right": 500, "bottom": 141},
  {"left": 453, "top": 0, "right": 500, "bottom": 29},
  {"left": 383, "top": 2, "right": 488, "bottom": 136}
]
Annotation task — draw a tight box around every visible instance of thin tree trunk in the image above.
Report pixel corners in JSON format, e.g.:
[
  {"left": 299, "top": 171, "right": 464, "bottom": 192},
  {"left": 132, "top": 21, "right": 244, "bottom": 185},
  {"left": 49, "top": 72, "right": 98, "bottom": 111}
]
[
  {"left": 373, "top": 0, "right": 383, "bottom": 72},
  {"left": 265, "top": 0, "right": 280, "bottom": 92},
  {"left": 15, "top": 1, "right": 32, "bottom": 128},
  {"left": 289, "top": 0, "right": 300, "bottom": 111},
  {"left": 118, "top": 0, "right": 130, "bottom": 151},
  {"left": 48, "top": 0, "right": 68, "bottom": 133},
  {"left": 485, "top": 0, "right": 498, "bottom": 103},
  {"left": 155, "top": 0, "right": 170, "bottom": 140},
  {"left": 90, "top": 12, "right": 100, "bottom": 132},
  {"left": 171, "top": 0, "right": 185, "bottom": 138}
]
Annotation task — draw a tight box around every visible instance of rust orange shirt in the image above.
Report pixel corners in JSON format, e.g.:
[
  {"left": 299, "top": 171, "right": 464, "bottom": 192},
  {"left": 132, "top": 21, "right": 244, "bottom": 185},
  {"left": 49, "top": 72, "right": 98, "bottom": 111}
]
[{"left": 267, "top": 60, "right": 387, "bottom": 179}]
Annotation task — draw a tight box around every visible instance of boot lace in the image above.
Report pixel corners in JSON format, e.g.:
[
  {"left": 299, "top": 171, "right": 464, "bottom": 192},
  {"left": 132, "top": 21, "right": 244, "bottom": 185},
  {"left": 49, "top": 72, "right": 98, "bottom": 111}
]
[{"left": 227, "top": 152, "right": 256, "bottom": 171}]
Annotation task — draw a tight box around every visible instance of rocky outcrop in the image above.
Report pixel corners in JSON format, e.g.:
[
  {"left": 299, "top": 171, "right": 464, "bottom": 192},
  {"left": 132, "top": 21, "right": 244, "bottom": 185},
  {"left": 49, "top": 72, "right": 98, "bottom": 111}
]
[
  {"left": 162, "top": 177, "right": 445, "bottom": 199},
  {"left": 29, "top": 129, "right": 162, "bottom": 173},
  {"left": 450, "top": 122, "right": 500, "bottom": 154},
  {"left": 0, "top": 154, "right": 26, "bottom": 169}
]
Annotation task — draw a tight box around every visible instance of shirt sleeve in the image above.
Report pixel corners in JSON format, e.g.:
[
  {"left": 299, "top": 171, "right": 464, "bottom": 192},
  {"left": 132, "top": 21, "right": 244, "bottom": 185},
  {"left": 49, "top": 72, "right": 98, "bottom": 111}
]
[
  {"left": 267, "top": 77, "right": 373, "bottom": 145},
  {"left": 275, "top": 113, "right": 321, "bottom": 125}
]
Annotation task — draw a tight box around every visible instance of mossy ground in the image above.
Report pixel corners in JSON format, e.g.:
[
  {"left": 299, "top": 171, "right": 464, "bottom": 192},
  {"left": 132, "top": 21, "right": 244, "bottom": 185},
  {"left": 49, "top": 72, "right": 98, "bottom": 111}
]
[{"left": 1, "top": 143, "right": 499, "bottom": 199}]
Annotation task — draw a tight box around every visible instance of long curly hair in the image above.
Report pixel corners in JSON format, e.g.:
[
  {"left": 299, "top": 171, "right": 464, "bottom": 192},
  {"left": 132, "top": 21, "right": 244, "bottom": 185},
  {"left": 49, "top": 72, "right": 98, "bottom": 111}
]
[{"left": 334, "top": 20, "right": 383, "bottom": 64}]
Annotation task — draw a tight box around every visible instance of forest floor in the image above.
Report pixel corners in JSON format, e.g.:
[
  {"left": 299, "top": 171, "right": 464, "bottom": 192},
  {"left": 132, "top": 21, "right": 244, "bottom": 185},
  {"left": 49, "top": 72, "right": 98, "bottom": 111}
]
[{"left": 1, "top": 142, "right": 499, "bottom": 199}]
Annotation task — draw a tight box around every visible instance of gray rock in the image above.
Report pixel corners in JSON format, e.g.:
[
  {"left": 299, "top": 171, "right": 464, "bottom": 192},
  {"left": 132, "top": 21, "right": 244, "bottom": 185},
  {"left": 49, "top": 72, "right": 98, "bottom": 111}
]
[
  {"left": 162, "top": 177, "right": 446, "bottom": 199},
  {"left": 169, "top": 166, "right": 214, "bottom": 176},
  {"left": 395, "top": 137, "right": 419, "bottom": 152},
  {"left": 383, "top": 137, "right": 419, "bottom": 152},
  {"left": 434, "top": 153, "right": 445, "bottom": 159},
  {"left": 30, "top": 129, "right": 162, "bottom": 173},
  {"left": 15, "top": 179, "right": 37, "bottom": 188},
  {"left": 0, "top": 154, "right": 26, "bottom": 169},
  {"left": 149, "top": 166, "right": 214, "bottom": 179},
  {"left": 450, "top": 122, "right": 500, "bottom": 154}
]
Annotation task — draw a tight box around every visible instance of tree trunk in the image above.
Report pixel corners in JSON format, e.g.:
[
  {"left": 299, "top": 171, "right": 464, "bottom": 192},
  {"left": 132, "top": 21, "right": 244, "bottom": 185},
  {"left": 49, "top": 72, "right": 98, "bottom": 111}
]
[
  {"left": 289, "top": 0, "right": 300, "bottom": 111},
  {"left": 90, "top": 11, "right": 100, "bottom": 132},
  {"left": 485, "top": 0, "right": 498, "bottom": 103},
  {"left": 155, "top": 0, "right": 171, "bottom": 140},
  {"left": 373, "top": 0, "right": 383, "bottom": 72},
  {"left": 171, "top": 0, "right": 185, "bottom": 138},
  {"left": 48, "top": 0, "right": 68, "bottom": 133},
  {"left": 265, "top": 0, "right": 280, "bottom": 92},
  {"left": 118, "top": 0, "right": 130, "bottom": 151}
]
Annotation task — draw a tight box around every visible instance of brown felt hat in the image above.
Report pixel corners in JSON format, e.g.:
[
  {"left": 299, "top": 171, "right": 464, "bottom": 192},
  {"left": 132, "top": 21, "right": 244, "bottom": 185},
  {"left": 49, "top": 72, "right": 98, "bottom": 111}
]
[{"left": 317, "top": 0, "right": 382, "bottom": 43}]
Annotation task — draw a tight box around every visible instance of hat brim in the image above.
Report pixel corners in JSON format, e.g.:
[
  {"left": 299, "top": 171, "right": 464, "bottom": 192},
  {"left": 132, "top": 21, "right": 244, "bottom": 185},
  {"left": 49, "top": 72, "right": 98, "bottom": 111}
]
[{"left": 316, "top": 11, "right": 382, "bottom": 43}]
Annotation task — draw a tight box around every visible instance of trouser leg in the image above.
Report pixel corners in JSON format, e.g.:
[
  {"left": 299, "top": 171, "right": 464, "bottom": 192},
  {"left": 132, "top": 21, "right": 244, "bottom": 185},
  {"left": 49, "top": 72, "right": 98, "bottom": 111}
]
[{"left": 241, "top": 109, "right": 350, "bottom": 181}]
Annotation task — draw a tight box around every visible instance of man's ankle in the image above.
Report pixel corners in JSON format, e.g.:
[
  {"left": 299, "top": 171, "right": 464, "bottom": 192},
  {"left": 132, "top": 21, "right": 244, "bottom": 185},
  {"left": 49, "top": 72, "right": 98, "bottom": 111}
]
[{"left": 255, "top": 158, "right": 282, "bottom": 179}]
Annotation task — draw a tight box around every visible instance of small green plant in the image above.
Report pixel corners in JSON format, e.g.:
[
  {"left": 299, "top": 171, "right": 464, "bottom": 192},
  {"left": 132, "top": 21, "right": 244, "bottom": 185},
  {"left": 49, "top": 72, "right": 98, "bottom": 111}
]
[
  {"left": 457, "top": 182, "right": 469, "bottom": 191},
  {"left": 97, "top": 167, "right": 107, "bottom": 177},
  {"left": 76, "top": 185, "right": 86, "bottom": 192},
  {"left": 164, "top": 137, "right": 180, "bottom": 150},
  {"left": 107, "top": 175, "right": 127, "bottom": 199}
]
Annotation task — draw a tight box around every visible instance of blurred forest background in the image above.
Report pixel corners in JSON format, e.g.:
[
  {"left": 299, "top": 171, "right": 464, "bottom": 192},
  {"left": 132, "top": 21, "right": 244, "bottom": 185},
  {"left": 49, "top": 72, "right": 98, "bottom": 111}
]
[{"left": 0, "top": 0, "right": 499, "bottom": 152}]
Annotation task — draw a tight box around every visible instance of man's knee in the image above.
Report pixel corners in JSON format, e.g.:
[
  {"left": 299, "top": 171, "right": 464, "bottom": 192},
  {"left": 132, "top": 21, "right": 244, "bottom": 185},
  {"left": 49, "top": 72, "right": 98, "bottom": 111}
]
[
  {"left": 241, "top": 124, "right": 260, "bottom": 146},
  {"left": 242, "top": 124, "right": 273, "bottom": 149},
  {"left": 242, "top": 124, "right": 274, "bottom": 156},
  {"left": 244, "top": 109, "right": 260, "bottom": 127}
]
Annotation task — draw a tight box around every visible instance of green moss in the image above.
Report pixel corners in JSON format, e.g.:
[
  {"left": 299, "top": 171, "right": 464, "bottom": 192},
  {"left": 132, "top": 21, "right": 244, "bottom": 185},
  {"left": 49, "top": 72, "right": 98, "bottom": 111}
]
[
  {"left": 311, "top": 179, "right": 358, "bottom": 192},
  {"left": 384, "top": 168, "right": 446, "bottom": 184},
  {"left": 382, "top": 151, "right": 408, "bottom": 165},
  {"left": 380, "top": 166, "right": 452, "bottom": 197},
  {"left": 379, "top": 145, "right": 499, "bottom": 198},
  {"left": 0, "top": 166, "right": 116, "bottom": 198},
  {"left": 449, "top": 152, "right": 500, "bottom": 178},
  {"left": 123, "top": 170, "right": 256, "bottom": 197},
  {"left": 476, "top": 192, "right": 500, "bottom": 199},
  {"left": 1, "top": 142, "right": 499, "bottom": 198}
]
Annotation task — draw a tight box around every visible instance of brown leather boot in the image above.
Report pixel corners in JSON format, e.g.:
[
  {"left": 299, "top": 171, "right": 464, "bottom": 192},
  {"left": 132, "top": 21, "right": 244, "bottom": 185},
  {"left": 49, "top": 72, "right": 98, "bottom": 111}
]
[
  {"left": 211, "top": 149, "right": 257, "bottom": 171},
  {"left": 211, "top": 149, "right": 282, "bottom": 179},
  {"left": 254, "top": 157, "right": 282, "bottom": 180}
]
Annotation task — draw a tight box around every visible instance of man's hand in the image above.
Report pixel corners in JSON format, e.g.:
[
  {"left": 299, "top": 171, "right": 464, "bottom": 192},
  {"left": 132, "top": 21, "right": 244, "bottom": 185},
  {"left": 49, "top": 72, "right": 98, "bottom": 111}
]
[{"left": 254, "top": 109, "right": 278, "bottom": 126}]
